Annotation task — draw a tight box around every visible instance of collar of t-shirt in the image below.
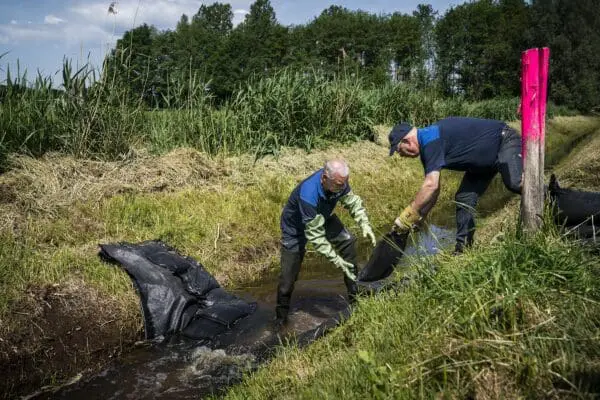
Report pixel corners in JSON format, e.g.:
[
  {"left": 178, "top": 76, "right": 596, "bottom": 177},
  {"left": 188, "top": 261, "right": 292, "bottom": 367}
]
[{"left": 417, "top": 125, "right": 441, "bottom": 148}]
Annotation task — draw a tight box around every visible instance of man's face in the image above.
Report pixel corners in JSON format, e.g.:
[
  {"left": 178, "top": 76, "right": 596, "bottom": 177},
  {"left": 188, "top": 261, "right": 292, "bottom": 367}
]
[
  {"left": 321, "top": 173, "right": 347, "bottom": 193},
  {"left": 397, "top": 137, "right": 419, "bottom": 157}
]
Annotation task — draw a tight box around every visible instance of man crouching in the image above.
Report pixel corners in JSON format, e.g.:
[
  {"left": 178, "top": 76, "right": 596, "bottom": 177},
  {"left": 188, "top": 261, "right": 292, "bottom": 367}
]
[{"left": 275, "top": 159, "right": 376, "bottom": 327}]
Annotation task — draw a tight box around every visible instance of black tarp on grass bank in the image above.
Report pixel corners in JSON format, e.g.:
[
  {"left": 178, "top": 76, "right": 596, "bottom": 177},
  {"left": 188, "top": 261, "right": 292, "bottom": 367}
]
[
  {"left": 99, "top": 240, "right": 256, "bottom": 340},
  {"left": 549, "top": 174, "right": 600, "bottom": 237},
  {"left": 48, "top": 231, "right": 416, "bottom": 399}
]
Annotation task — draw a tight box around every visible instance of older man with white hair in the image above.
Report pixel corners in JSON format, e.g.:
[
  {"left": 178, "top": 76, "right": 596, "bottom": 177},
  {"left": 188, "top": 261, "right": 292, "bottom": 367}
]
[{"left": 275, "top": 159, "right": 376, "bottom": 327}]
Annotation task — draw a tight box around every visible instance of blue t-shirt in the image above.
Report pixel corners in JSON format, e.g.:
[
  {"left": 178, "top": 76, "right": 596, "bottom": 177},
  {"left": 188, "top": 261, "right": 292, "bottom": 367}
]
[
  {"left": 418, "top": 117, "right": 506, "bottom": 174},
  {"left": 280, "top": 169, "right": 351, "bottom": 239}
]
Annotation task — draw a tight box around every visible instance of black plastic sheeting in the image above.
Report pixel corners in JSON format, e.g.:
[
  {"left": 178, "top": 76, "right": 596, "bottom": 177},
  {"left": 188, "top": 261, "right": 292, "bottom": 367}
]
[
  {"left": 99, "top": 240, "right": 256, "bottom": 340},
  {"left": 549, "top": 174, "right": 600, "bottom": 238},
  {"left": 98, "top": 233, "right": 409, "bottom": 344},
  {"left": 358, "top": 231, "right": 409, "bottom": 282}
]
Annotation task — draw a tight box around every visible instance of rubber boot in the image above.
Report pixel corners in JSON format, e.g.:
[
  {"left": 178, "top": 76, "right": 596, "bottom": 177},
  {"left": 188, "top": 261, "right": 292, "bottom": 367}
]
[
  {"left": 454, "top": 232, "right": 473, "bottom": 256},
  {"left": 345, "top": 265, "right": 359, "bottom": 305},
  {"left": 273, "top": 307, "right": 288, "bottom": 331},
  {"left": 275, "top": 246, "right": 303, "bottom": 328},
  {"left": 335, "top": 234, "right": 359, "bottom": 304}
]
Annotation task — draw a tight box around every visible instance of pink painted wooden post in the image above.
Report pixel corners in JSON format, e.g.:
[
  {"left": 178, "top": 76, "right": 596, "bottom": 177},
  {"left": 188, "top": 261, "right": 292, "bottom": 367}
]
[{"left": 521, "top": 47, "right": 550, "bottom": 232}]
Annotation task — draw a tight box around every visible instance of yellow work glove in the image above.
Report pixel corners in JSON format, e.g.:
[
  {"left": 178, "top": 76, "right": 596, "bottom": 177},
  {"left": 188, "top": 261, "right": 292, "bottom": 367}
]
[{"left": 393, "top": 205, "right": 421, "bottom": 233}]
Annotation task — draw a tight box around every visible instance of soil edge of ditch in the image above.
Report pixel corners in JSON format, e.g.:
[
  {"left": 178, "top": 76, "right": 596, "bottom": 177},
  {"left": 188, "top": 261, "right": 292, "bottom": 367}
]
[{"left": 0, "top": 279, "right": 142, "bottom": 399}]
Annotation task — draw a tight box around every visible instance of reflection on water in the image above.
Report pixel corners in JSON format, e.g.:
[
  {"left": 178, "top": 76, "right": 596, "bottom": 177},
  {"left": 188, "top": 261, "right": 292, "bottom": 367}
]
[
  {"left": 402, "top": 224, "right": 455, "bottom": 259},
  {"left": 40, "top": 225, "right": 454, "bottom": 400}
]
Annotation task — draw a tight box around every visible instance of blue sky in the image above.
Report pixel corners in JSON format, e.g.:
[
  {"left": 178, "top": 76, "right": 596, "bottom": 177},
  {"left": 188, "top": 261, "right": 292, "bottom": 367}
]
[{"left": 0, "top": 0, "right": 462, "bottom": 85}]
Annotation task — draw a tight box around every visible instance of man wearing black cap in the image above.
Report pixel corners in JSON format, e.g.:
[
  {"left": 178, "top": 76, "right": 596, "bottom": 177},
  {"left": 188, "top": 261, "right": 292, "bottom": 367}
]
[{"left": 389, "top": 117, "right": 522, "bottom": 253}]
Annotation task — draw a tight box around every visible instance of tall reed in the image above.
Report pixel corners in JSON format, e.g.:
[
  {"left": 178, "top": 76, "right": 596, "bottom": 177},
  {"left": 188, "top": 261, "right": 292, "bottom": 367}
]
[
  {"left": 1, "top": 56, "right": 576, "bottom": 168},
  {"left": 0, "top": 54, "right": 144, "bottom": 168}
]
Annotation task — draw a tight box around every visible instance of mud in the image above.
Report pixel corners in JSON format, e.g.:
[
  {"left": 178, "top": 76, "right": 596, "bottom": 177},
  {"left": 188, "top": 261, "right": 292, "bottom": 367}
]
[{"left": 0, "top": 281, "right": 141, "bottom": 399}]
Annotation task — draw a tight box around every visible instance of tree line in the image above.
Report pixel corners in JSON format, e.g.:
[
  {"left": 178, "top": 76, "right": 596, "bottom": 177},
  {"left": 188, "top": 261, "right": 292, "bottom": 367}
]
[{"left": 106, "top": 0, "right": 599, "bottom": 112}]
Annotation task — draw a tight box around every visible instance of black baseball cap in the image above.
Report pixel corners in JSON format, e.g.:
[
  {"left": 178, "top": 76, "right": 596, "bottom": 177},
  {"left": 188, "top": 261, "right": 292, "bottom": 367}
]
[{"left": 388, "top": 122, "right": 413, "bottom": 156}]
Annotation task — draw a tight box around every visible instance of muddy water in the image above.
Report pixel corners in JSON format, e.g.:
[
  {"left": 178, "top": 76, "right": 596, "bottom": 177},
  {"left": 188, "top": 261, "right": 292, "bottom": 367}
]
[{"left": 37, "top": 225, "right": 453, "bottom": 400}]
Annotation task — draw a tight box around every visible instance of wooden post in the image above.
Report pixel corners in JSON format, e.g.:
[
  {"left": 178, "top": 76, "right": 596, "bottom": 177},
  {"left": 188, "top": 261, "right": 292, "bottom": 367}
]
[{"left": 521, "top": 48, "right": 550, "bottom": 232}]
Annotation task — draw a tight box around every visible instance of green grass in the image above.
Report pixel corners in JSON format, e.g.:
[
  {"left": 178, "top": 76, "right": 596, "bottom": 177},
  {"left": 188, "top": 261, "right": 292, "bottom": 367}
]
[
  {"left": 142, "top": 71, "right": 578, "bottom": 158},
  {"left": 0, "top": 58, "right": 145, "bottom": 167},
  {"left": 221, "top": 224, "right": 600, "bottom": 399}
]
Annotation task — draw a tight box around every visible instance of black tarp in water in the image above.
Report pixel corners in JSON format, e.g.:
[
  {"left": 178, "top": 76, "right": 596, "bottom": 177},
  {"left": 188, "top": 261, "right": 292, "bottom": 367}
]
[
  {"left": 549, "top": 174, "right": 600, "bottom": 237},
  {"left": 358, "top": 231, "right": 409, "bottom": 282},
  {"left": 99, "top": 240, "right": 256, "bottom": 340}
]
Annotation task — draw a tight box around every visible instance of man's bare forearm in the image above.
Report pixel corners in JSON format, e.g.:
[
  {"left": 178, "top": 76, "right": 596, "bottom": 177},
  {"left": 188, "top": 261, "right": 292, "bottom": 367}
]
[
  {"left": 411, "top": 185, "right": 439, "bottom": 215},
  {"left": 417, "top": 187, "right": 440, "bottom": 215},
  {"left": 410, "top": 172, "right": 441, "bottom": 217}
]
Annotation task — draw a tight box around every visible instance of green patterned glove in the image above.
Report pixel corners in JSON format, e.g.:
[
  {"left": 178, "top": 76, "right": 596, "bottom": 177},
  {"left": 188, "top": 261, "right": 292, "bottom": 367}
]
[
  {"left": 332, "top": 256, "right": 357, "bottom": 281},
  {"left": 360, "top": 223, "right": 376, "bottom": 247}
]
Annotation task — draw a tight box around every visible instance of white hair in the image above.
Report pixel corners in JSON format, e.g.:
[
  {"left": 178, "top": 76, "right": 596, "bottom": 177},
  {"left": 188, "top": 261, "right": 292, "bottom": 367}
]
[{"left": 324, "top": 159, "right": 349, "bottom": 179}]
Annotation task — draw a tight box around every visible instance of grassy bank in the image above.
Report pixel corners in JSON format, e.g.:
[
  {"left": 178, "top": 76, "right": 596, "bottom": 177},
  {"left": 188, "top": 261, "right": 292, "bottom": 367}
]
[
  {"left": 477, "top": 116, "right": 600, "bottom": 245},
  {"left": 549, "top": 128, "right": 600, "bottom": 192},
  {"left": 0, "top": 116, "right": 598, "bottom": 397},
  {"left": 223, "top": 227, "right": 600, "bottom": 399}
]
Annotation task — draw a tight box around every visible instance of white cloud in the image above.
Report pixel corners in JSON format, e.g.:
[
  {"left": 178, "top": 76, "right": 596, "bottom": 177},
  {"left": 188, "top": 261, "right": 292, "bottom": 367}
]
[
  {"left": 3, "top": 0, "right": 255, "bottom": 48},
  {"left": 0, "top": 25, "right": 55, "bottom": 41},
  {"left": 1, "top": 0, "right": 255, "bottom": 72},
  {"left": 69, "top": 0, "right": 204, "bottom": 29},
  {"left": 44, "top": 15, "right": 66, "bottom": 25},
  {"left": 69, "top": 0, "right": 253, "bottom": 30},
  {"left": 233, "top": 8, "right": 248, "bottom": 26}
]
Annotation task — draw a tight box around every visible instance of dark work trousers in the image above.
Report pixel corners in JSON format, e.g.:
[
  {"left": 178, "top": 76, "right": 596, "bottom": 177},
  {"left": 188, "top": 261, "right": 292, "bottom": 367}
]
[
  {"left": 276, "top": 214, "right": 358, "bottom": 321},
  {"left": 455, "top": 127, "right": 522, "bottom": 250}
]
